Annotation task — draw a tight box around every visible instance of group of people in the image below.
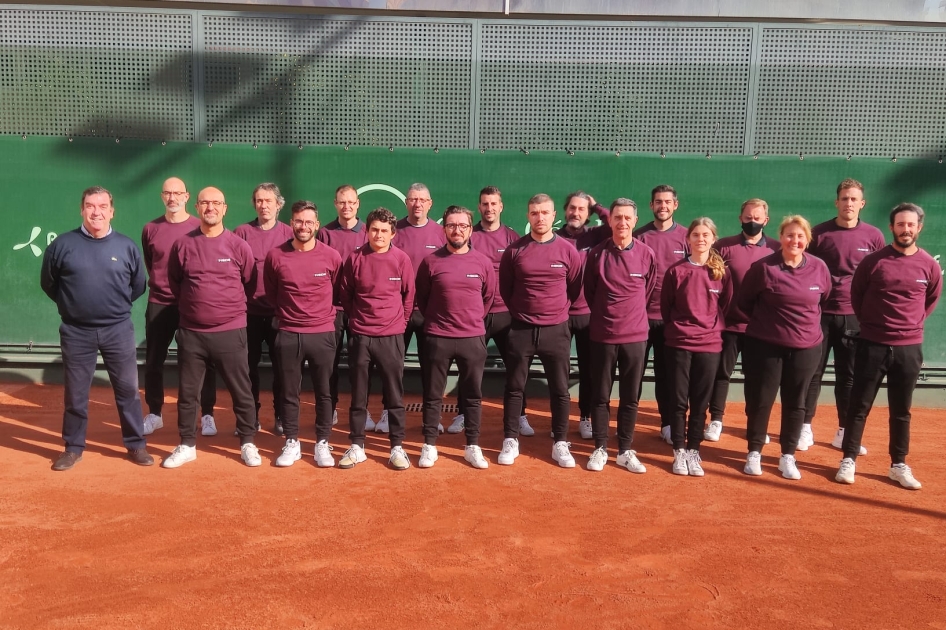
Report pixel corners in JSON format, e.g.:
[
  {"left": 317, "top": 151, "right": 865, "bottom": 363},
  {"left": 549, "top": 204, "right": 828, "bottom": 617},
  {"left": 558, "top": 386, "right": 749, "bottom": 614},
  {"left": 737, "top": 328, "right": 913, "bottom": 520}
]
[{"left": 40, "top": 178, "right": 941, "bottom": 490}]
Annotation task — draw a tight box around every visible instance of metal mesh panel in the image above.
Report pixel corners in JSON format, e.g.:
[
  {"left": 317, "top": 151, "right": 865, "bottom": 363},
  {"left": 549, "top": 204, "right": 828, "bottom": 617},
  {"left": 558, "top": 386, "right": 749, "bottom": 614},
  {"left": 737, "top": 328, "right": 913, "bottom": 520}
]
[
  {"left": 755, "top": 28, "right": 946, "bottom": 157},
  {"left": 0, "top": 9, "right": 194, "bottom": 140},
  {"left": 201, "top": 16, "right": 472, "bottom": 147},
  {"left": 478, "top": 25, "right": 753, "bottom": 153}
]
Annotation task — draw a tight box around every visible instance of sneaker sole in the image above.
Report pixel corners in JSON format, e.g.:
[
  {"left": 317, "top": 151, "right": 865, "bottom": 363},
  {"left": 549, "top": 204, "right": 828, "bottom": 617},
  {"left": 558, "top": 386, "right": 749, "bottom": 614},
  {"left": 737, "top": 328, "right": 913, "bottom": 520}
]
[
  {"left": 835, "top": 474, "right": 855, "bottom": 484},
  {"left": 275, "top": 457, "right": 300, "bottom": 468},
  {"left": 743, "top": 466, "right": 762, "bottom": 476},
  {"left": 703, "top": 434, "right": 720, "bottom": 442},
  {"left": 162, "top": 455, "right": 195, "bottom": 469},
  {"left": 554, "top": 459, "right": 576, "bottom": 469}
]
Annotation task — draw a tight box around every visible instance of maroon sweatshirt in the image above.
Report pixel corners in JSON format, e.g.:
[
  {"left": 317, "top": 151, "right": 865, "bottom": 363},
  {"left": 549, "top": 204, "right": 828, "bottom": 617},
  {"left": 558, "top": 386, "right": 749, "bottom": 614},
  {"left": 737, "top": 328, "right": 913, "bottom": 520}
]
[
  {"left": 317, "top": 219, "right": 368, "bottom": 311},
  {"left": 633, "top": 222, "right": 690, "bottom": 319},
  {"left": 715, "top": 233, "right": 781, "bottom": 333},
  {"left": 471, "top": 223, "right": 520, "bottom": 314},
  {"left": 584, "top": 238, "right": 657, "bottom": 344},
  {"left": 168, "top": 229, "right": 255, "bottom": 333},
  {"left": 809, "top": 219, "right": 886, "bottom": 315},
  {"left": 555, "top": 207, "right": 612, "bottom": 316},
  {"left": 263, "top": 241, "right": 341, "bottom": 334},
  {"left": 339, "top": 244, "right": 415, "bottom": 337},
  {"left": 851, "top": 245, "right": 942, "bottom": 346},
  {"left": 234, "top": 219, "right": 293, "bottom": 317},
  {"left": 499, "top": 234, "right": 582, "bottom": 326},
  {"left": 141, "top": 215, "right": 201, "bottom": 305},
  {"left": 660, "top": 259, "right": 733, "bottom": 353},
  {"left": 738, "top": 252, "right": 831, "bottom": 349},
  {"left": 415, "top": 247, "right": 496, "bottom": 337}
]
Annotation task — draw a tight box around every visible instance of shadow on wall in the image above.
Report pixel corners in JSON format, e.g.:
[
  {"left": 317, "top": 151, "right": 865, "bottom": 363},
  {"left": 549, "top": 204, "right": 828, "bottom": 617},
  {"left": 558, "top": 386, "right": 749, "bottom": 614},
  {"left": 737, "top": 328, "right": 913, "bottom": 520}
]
[{"left": 879, "top": 149, "right": 946, "bottom": 207}]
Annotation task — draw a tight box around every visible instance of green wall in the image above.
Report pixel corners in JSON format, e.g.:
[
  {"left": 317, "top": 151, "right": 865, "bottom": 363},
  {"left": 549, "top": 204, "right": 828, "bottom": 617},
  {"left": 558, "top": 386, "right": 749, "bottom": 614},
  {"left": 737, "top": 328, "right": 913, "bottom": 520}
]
[{"left": 2, "top": 136, "right": 944, "bottom": 362}]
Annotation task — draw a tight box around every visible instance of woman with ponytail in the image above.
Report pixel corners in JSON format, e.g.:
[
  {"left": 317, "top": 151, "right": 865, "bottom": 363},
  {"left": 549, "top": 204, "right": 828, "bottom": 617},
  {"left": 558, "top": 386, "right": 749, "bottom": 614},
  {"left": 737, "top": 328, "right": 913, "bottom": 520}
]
[{"left": 660, "top": 218, "right": 732, "bottom": 476}]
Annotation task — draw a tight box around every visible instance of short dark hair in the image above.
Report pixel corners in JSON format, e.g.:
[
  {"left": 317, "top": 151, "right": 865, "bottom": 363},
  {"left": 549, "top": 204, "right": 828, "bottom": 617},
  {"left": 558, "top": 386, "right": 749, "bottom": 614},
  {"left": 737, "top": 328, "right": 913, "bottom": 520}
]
[
  {"left": 443, "top": 205, "right": 473, "bottom": 225},
  {"left": 528, "top": 193, "right": 554, "bottom": 207},
  {"left": 837, "top": 178, "right": 864, "bottom": 197},
  {"left": 81, "top": 186, "right": 112, "bottom": 207},
  {"left": 651, "top": 184, "right": 677, "bottom": 201},
  {"left": 890, "top": 202, "right": 925, "bottom": 226},
  {"left": 479, "top": 185, "right": 502, "bottom": 199},
  {"left": 290, "top": 200, "right": 318, "bottom": 222},
  {"left": 366, "top": 207, "right": 397, "bottom": 232},
  {"left": 252, "top": 182, "right": 285, "bottom": 210},
  {"left": 563, "top": 190, "right": 593, "bottom": 211},
  {"left": 610, "top": 197, "right": 637, "bottom": 214}
]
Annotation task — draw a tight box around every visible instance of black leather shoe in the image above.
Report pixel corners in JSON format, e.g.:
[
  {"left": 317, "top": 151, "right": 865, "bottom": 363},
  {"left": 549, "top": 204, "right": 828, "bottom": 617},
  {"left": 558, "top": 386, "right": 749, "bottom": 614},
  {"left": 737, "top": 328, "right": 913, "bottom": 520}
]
[
  {"left": 127, "top": 448, "right": 155, "bottom": 466},
  {"left": 52, "top": 451, "right": 82, "bottom": 471}
]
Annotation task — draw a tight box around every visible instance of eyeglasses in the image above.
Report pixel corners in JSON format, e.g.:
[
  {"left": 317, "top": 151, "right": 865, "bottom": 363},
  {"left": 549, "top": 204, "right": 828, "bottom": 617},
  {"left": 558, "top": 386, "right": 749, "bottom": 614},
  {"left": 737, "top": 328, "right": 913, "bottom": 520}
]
[
  {"left": 444, "top": 223, "right": 471, "bottom": 231},
  {"left": 162, "top": 191, "right": 187, "bottom": 197},
  {"left": 407, "top": 198, "right": 431, "bottom": 204},
  {"left": 197, "top": 200, "right": 225, "bottom": 208},
  {"left": 292, "top": 220, "right": 317, "bottom": 228}
]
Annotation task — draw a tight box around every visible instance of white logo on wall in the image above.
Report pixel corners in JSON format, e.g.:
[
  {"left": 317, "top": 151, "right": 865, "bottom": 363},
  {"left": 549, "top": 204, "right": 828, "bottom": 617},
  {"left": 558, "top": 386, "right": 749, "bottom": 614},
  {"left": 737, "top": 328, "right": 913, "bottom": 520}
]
[{"left": 13, "top": 227, "right": 57, "bottom": 257}]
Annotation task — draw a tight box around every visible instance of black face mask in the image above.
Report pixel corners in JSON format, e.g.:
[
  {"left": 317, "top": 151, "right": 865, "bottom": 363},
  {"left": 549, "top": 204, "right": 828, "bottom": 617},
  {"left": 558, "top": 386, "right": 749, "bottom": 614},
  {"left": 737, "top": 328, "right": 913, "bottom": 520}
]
[{"left": 742, "top": 221, "right": 765, "bottom": 237}]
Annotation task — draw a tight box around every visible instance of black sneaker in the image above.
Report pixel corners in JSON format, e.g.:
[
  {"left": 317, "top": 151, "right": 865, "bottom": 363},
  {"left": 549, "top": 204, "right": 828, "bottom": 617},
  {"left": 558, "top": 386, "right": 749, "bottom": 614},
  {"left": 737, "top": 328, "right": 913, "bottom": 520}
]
[
  {"left": 52, "top": 451, "right": 82, "bottom": 471},
  {"left": 127, "top": 448, "right": 155, "bottom": 466}
]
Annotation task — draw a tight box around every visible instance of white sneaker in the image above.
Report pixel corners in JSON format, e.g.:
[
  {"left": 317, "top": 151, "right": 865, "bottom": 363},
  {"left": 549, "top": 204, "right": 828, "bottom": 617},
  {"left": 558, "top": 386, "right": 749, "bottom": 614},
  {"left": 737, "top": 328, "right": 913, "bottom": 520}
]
[
  {"left": 660, "top": 425, "right": 672, "bottom": 445},
  {"left": 836, "top": 457, "right": 856, "bottom": 484},
  {"left": 832, "top": 427, "right": 868, "bottom": 455},
  {"left": 765, "top": 434, "right": 770, "bottom": 445},
  {"left": 672, "top": 449, "right": 688, "bottom": 475},
  {"left": 587, "top": 446, "right": 608, "bottom": 471},
  {"left": 375, "top": 410, "right": 389, "bottom": 433},
  {"left": 338, "top": 444, "right": 367, "bottom": 469},
  {"left": 778, "top": 454, "right": 801, "bottom": 480},
  {"left": 143, "top": 413, "right": 163, "bottom": 436},
  {"left": 616, "top": 450, "right": 646, "bottom": 473},
  {"left": 162, "top": 444, "right": 196, "bottom": 469},
  {"left": 438, "top": 423, "right": 445, "bottom": 434},
  {"left": 889, "top": 463, "right": 922, "bottom": 490},
  {"left": 314, "top": 440, "right": 334, "bottom": 468},
  {"left": 447, "top": 414, "right": 465, "bottom": 434},
  {"left": 200, "top": 414, "right": 217, "bottom": 436},
  {"left": 275, "top": 439, "right": 301, "bottom": 467},
  {"left": 744, "top": 451, "right": 762, "bottom": 476},
  {"left": 364, "top": 410, "right": 376, "bottom": 432},
  {"left": 686, "top": 449, "right": 705, "bottom": 477},
  {"left": 241, "top": 443, "right": 262, "bottom": 467},
  {"left": 498, "top": 438, "right": 519, "bottom": 465},
  {"left": 552, "top": 441, "right": 576, "bottom": 468},
  {"left": 704, "top": 420, "right": 722, "bottom": 442},
  {"left": 464, "top": 445, "right": 489, "bottom": 469},
  {"left": 418, "top": 444, "right": 439, "bottom": 468},
  {"left": 797, "top": 424, "right": 814, "bottom": 451},
  {"left": 579, "top": 417, "right": 593, "bottom": 439},
  {"left": 389, "top": 445, "right": 410, "bottom": 470},
  {"left": 332, "top": 410, "right": 338, "bottom": 426},
  {"left": 518, "top": 415, "right": 535, "bottom": 437}
]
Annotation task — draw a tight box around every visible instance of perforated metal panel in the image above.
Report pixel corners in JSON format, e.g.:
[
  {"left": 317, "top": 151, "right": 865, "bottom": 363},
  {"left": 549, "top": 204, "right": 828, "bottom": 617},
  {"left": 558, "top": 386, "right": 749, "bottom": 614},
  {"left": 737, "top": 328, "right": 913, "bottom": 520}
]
[
  {"left": 478, "top": 25, "right": 753, "bottom": 153},
  {"left": 755, "top": 28, "right": 946, "bottom": 157},
  {"left": 0, "top": 9, "right": 194, "bottom": 140},
  {"left": 201, "top": 16, "right": 472, "bottom": 147}
]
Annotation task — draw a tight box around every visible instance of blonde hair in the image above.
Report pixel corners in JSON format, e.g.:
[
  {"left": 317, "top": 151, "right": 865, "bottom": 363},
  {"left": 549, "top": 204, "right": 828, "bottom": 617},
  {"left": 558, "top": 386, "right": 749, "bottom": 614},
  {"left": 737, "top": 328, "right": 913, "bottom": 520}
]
[
  {"left": 688, "top": 217, "right": 726, "bottom": 281},
  {"left": 779, "top": 215, "right": 812, "bottom": 244}
]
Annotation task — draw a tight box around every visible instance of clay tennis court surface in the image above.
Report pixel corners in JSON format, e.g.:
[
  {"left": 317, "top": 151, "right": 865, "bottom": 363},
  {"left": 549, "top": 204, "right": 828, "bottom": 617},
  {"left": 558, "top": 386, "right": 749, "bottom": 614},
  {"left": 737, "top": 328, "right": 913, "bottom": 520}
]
[{"left": 1, "top": 381, "right": 944, "bottom": 629}]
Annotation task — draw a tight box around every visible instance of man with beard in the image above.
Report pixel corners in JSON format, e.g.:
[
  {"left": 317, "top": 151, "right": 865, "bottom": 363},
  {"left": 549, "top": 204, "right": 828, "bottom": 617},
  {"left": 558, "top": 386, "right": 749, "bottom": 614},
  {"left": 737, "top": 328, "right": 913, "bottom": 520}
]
[
  {"left": 265, "top": 200, "right": 342, "bottom": 468},
  {"left": 415, "top": 205, "right": 495, "bottom": 469},
  {"left": 633, "top": 185, "right": 689, "bottom": 445},
  {"left": 140, "top": 177, "right": 217, "bottom": 437},
  {"left": 235, "top": 183, "right": 293, "bottom": 435},
  {"left": 162, "top": 187, "right": 260, "bottom": 468},
  {"left": 835, "top": 203, "right": 941, "bottom": 488}
]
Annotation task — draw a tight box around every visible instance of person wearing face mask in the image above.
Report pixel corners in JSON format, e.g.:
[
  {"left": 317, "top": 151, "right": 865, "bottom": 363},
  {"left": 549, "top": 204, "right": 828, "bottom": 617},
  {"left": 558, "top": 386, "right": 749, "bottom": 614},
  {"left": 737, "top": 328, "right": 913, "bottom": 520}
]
[
  {"left": 802, "top": 179, "right": 885, "bottom": 454},
  {"left": 704, "top": 199, "right": 780, "bottom": 443},
  {"left": 738, "top": 215, "right": 830, "bottom": 480}
]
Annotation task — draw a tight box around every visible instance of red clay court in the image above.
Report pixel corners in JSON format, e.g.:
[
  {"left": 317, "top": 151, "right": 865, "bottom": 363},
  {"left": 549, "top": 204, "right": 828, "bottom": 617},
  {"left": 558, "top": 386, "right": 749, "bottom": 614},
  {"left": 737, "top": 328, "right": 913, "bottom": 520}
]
[{"left": 1, "top": 382, "right": 944, "bottom": 629}]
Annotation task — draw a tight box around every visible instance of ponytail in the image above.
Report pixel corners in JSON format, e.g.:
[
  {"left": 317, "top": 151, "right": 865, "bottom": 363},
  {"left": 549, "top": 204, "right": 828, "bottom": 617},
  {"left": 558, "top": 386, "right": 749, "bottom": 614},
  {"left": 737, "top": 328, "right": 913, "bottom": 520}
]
[{"left": 706, "top": 248, "right": 726, "bottom": 281}]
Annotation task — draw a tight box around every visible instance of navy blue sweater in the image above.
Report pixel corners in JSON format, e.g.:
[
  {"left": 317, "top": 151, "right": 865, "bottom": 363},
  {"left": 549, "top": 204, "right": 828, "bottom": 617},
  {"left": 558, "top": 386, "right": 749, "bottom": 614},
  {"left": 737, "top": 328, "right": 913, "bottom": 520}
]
[{"left": 41, "top": 228, "right": 147, "bottom": 326}]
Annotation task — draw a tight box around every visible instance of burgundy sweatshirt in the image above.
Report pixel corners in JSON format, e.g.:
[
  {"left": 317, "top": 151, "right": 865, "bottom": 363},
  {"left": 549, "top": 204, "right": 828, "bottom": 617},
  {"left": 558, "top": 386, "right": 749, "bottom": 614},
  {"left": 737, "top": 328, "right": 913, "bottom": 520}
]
[
  {"left": 471, "top": 223, "right": 520, "bottom": 314},
  {"left": 317, "top": 219, "right": 368, "bottom": 311},
  {"left": 738, "top": 252, "right": 831, "bottom": 349},
  {"left": 264, "top": 240, "right": 341, "bottom": 334},
  {"left": 555, "top": 209, "right": 612, "bottom": 317},
  {"left": 415, "top": 247, "right": 496, "bottom": 337},
  {"left": 851, "top": 245, "right": 942, "bottom": 346},
  {"left": 584, "top": 238, "right": 657, "bottom": 344},
  {"left": 234, "top": 219, "right": 293, "bottom": 317},
  {"left": 809, "top": 219, "right": 886, "bottom": 315},
  {"left": 168, "top": 229, "right": 255, "bottom": 333},
  {"left": 499, "top": 234, "right": 582, "bottom": 326},
  {"left": 660, "top": 258, "right": 733, "bottom": 353},
  {"left": 339, "top": 244, "right": 415, "bottom": 337},
  {"left": 141, "top": 215, "right": 201, "bottom": 305},
  {"left": 633, "top": 222, "right": 690, "bottom": 319},
  {"left": 715, "top": 233, "right": 781, "bottom": 333}
]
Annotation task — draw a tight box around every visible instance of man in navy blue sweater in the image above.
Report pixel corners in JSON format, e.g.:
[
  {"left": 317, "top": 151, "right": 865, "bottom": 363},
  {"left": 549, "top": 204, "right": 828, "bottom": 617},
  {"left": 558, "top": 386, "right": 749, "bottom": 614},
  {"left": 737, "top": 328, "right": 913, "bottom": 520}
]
[{"left": 40, "top": 186, "right": 153, "bottom": 471}]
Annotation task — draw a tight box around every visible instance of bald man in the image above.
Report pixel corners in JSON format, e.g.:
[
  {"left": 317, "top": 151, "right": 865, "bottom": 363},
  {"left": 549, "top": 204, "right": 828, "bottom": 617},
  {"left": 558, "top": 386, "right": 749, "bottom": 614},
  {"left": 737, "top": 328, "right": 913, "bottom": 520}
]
[{"left": 140, "top": 177, "right": 218, "bottom": 437}]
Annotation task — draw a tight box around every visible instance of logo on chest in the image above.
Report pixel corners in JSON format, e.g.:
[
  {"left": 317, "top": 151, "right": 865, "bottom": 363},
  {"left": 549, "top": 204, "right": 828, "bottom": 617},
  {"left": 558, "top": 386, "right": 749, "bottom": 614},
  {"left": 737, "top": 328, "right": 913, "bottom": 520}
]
[
  {"left": 550, "top": 264, "right": 564, "bottom": 268},
  {"left": 218, "top": 258, "right": 231, "bottom": 263},
  {"left": 313, "top": 272, "right": 327, "bottom": 277},
  {"left": 388, "top": 277, "right": 401, "bottom": 281}
]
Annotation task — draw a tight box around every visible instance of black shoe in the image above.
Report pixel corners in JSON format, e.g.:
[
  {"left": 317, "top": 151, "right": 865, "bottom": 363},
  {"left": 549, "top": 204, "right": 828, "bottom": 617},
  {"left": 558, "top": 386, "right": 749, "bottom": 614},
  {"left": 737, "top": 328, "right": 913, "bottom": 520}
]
[
  {"left": 127, "top": 448, "right": 155, "bottom": 466},
  {"left": 274, "top": 419, "right": 284, "bottom": 436},
  {"left": 52, "top": 451, "right": 82, "bottom": 471}
]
